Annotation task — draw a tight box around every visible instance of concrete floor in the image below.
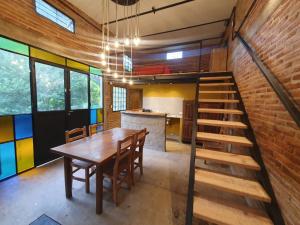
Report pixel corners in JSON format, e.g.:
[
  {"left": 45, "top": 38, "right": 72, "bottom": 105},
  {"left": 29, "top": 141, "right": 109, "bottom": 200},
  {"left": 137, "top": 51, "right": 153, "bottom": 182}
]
[{"left": 0, "top": 141, "right": 191, "bottom": 225}]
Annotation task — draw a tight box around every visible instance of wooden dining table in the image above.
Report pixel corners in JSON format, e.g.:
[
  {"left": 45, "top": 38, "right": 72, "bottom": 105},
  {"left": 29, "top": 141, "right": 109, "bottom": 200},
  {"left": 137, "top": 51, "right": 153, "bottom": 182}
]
[{"left": 50, "top": 127, "right": 139, "bottom": 214}]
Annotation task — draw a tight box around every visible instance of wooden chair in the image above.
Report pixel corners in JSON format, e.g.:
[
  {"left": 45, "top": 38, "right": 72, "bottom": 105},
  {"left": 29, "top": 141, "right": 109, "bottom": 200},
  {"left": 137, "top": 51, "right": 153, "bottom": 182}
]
[
  {"left": 102, "top": 135, "right": 136, "bottom": 206},
  {"left": 65, "top": 126, "right": 95, "bottom": 193},
  {"left": 89, "top": 124, "right": 101, "bottom": 136},
  {"left": 131, "top": 128, "right": 147, "bottom": 185}
]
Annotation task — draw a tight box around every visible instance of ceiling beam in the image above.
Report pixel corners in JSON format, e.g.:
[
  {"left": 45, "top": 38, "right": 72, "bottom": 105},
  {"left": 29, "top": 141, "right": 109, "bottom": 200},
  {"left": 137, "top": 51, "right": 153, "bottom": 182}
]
[
  {"left": 141, "top": 19, "right": 228, "bottom": 37},
  {"left": 104, "top": 0, "right": 194, "bottom": 25}
]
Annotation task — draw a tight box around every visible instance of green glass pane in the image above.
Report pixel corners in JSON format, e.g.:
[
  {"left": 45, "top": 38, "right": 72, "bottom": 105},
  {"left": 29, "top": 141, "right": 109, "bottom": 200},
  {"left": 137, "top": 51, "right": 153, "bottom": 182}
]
[
  {"left": 90, "top": 74, "right": 103, "bottom": 109},
  {"left": 0, "top": 37, "right": 29, "bottom": 56},
  {"left": 70, "top": 71, "right": 88, "bottom": 110},
  {"left": 90, "top": 67, "right": 102, "bottom": 76},
  {"left": 35, "top": 62, "right": 65, "bottom": 111},
  {"left": 0, "top": 50, "right": 32, "bottom": 115}
]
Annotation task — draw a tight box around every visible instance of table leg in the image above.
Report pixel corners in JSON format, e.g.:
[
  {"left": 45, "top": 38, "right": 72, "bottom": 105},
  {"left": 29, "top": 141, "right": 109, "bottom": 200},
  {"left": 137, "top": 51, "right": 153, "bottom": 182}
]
[
  {"left": 64, "top": 156, "right": 72, "bottom": 199},
  {"left": 96, "top": 165, "right": 103, "bottom": 214}
]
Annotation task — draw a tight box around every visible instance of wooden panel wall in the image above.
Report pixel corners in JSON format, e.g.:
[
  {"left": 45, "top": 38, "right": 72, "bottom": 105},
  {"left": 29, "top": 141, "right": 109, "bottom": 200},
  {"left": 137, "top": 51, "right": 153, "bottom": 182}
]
[
  {"left": 0, "top": 0, "right": 103, "bottom": 68},
  {"left": 209, "top": 47, "right": 227, "bottom": 72}
]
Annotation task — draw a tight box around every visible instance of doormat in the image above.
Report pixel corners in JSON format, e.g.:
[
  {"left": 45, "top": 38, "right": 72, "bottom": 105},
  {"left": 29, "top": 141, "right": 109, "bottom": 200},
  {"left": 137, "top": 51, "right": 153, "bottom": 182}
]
[{"left": 29, "top": 214, "right": 62, "bottom": 225}]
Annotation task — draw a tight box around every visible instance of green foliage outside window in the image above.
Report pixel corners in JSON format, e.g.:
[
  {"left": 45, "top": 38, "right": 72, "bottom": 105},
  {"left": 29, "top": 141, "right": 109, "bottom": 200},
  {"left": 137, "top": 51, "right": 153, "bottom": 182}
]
[
  {"left": 90, "top": 74, "right": 103, "bottom": 109},
  {"left": 70, "top": 71, "right": 88, "bottom": 110},
  {"left": 0, "top": 50, "right": 31, "bottom": 115},
  {"left": 35, "top": 62, "right": 65, "bottom": 111}
]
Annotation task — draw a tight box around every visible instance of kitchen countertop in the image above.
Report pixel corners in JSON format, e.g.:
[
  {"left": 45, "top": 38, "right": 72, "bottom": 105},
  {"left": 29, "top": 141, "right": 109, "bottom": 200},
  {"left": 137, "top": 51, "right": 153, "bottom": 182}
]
[{"left": 122, "top": 110, "right": 167, "bottom": 117}]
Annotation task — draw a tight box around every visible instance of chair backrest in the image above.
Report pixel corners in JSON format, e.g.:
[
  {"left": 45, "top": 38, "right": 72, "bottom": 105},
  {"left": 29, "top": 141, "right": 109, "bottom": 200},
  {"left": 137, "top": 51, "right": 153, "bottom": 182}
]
[
  {"left": 114, "top": 135, "right": 136, "bottom": 173},
  {"left": 65, "top": 126, "right": 87, "bottom": 143},
  {"left": 89, "top": 124, "right": 99, "bottom": 136},
  {"left": 136, "top": 128, "right": 147, "bottom": 150}
]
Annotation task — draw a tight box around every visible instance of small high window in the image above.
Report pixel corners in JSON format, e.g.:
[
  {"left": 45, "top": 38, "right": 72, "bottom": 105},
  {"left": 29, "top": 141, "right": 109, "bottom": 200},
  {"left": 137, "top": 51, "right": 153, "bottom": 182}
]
[
  {"left": 166, "top": 51, "right": 183, "bottom": 60},
  {"left": 123, "top": 55, "right": 132, "bottom": 72},
  {"left": 35, "top": 0, "right": 75, "bottom": 32},
  {"left": 113, "top": 87, "right": 127, "bottom": 112}
]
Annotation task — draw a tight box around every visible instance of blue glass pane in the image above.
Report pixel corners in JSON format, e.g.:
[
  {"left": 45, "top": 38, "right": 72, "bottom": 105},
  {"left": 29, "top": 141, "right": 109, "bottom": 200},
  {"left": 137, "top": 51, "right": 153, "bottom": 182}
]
[
  {"left": 90, "top": 109, "right": 97, "bottom": 125},
  {"left": 0, "top": 142, "right": 16, "bottom": 180},
  {"left": 14, "top": 115, "right": 33, "bottom": 140}
]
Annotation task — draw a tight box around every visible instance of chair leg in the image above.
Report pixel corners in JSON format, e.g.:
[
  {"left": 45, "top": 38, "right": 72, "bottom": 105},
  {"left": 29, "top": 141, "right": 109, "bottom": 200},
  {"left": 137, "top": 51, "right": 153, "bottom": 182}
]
[
  {"left": 131, "top": 159, "right": 135, "bottom": 186},
  {"left": 139, "top": 155, "right": 143, "bottom": 175},
  {"left": 112, "top": 179, "right": 118, "bottom": 206},
  {"left": 85, "top": 168, "right": 90, "bottom": 193}
]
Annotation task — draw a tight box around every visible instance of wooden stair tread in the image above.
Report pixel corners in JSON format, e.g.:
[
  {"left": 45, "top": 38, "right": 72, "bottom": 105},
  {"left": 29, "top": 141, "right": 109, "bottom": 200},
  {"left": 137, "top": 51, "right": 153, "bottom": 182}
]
[
  {"left": 198, "top": 119, "right": 247, "bottom": 129},
  {"left": 199, "top": 83, "right": 234, "bottom": 87},
  {"left": 196, "top": 149, "right": 260, "bottom": 170},
  {"left": 200, "top": 76, "right": 233, "bottom": 81},
  {"left": 195, "top": 169, "right": 271, "bottom": 202},
  {"left": 200, "top": 90, "right": 237, "bottom": 94},
  {"left": 193, "top": 196, "right": 273, "bottom": 225},
  {"left": 197, "top": 132, "right": 253, "bottom": 147},
  {"left": 199, "top": 99, "right": 239, "bottom": 103},
  {"left": 198, "top": 108, "right": 243, "bottom": 114}
]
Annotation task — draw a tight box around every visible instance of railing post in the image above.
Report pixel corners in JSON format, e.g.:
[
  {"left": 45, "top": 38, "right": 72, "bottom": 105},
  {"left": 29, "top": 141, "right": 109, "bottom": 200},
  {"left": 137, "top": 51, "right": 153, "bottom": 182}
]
[{"left": 185, "top": 78, "right": 200, "bottom": 225}]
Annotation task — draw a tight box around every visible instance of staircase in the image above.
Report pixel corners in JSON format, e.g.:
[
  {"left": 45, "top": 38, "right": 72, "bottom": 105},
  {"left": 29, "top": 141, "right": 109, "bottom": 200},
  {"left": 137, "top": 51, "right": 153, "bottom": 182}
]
[{"left": 186, "top": 73, "right": 285, "bottom": 225}]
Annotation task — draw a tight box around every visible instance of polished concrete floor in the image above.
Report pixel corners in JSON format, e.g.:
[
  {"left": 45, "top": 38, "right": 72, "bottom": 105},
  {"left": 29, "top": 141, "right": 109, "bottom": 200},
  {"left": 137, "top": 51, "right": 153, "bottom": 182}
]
[{"left": 0, "top": 141, "right": 191, "bottom": 225}]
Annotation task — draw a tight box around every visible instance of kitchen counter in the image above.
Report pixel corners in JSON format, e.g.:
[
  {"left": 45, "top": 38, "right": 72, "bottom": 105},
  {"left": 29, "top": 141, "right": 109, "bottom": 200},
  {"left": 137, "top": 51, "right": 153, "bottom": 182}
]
[{"left": 121, "top": 111, "right": 166, "bottom": 151}]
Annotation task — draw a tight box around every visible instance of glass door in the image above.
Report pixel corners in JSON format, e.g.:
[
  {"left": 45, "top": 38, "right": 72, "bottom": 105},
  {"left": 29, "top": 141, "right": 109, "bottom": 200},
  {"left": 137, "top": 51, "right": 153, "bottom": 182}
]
[
  {"left": 33, "top": 61, "right": 67, "bottom": 165},
  {"left": 66, "top": 70, "right": 90, "bottom": 130}
]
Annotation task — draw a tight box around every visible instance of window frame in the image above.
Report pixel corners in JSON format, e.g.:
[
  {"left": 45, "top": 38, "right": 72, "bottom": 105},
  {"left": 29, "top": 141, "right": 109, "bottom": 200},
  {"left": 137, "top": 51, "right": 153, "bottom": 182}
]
[
  {"left": 34, "top": 0, "right": 75, "bottom": 33},
  {"left": 166, "top": 51, "right": 183, "bottom": 60},
  {"left": 123, "top": 54, "right": 132, "bottom": 72},
  {"left": 112, "top": 86, "right": 127, "bottom": 112},
  {"left": 69, "top": 70, "right": 89, "bottom": 111}
]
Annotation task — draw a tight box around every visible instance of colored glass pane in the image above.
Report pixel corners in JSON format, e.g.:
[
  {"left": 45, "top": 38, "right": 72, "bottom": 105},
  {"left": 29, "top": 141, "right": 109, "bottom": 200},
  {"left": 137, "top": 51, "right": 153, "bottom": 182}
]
[
  {"left": 67, "top": 60, "right": 89, "bottom": 73},
  {"left": 0, "top": 142, "right": 16, "bottom": 180},
  {"left": 97, "top": 109, "right": 103, "bottom": 123},
  {"left": 16, "top": 138, "right": 34, "bottom": 173},
  {"left": 90, "top": 67, "right": 102, "bottom": 75},
  {"left": 14, "top": 115, "right": 33, "bottom": 140},
  {"left": 30, "top": 48, "right": 65, "bottom": 65},
  {"left": 0, "top": 37, "right": 29, "bottom": 56},
  {"left": 90, "top": 109, "right": 97, "bottom": 124},
  {"left": 0, "top": 116, "right": 14, "bottom": 143}
]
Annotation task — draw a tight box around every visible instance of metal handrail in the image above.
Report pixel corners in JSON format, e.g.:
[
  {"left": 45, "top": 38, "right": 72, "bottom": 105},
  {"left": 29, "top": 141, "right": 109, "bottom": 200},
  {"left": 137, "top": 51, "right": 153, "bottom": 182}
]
[
  {"left": 185, "top": 79, "right": 199, "bottom": 225},
  {"left": 237, "top": 33, "right": 300, "bottom": 127}
]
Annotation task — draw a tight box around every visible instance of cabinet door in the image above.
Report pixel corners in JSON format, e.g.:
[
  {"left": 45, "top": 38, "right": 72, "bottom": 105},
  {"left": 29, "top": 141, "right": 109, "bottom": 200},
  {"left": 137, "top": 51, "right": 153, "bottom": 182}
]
[{"left": 182, "top": 100, "right": 195, "bottom": 143}]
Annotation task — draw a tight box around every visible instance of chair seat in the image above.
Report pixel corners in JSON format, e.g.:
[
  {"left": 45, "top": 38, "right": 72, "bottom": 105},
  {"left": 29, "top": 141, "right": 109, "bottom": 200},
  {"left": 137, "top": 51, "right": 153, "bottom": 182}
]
[
  {"left": 72, "top": 159, "right": 94, "bottom": 169},
  {"left": 103, "top": 159, "right": 129, "bottom": 177}
]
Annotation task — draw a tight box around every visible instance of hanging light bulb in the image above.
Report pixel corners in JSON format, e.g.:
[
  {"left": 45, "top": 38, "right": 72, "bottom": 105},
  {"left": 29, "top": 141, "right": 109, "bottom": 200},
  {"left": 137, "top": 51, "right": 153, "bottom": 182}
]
[
  {"left": 114, "top": 40, "right": 119, "bottom": 48},
  {"left": 100, "top": 52, "right": 106, "bottom": 60},
  {"left": 113, "top": 72, "right": 119, "bottom": 78},
  {"left": 106, "top": 67, "right": 111, "bottom": 73},
  {"left": 129, "top": 80, "right": 133, "bottom": 85},
  {"left": 133, "top": 37, "right": 140, "bottom": 46},
  {"left": 101, "top": 60, "right": 107, "bottom": 66},
  {"left": 105, "top": 44, "right": 110, "bottom": 51},
  {"left": 122, "top": 77, "right": 127, "bottom": 83},
  {"left": 124, "top": 37, "right": 130, "bottom": 46}
]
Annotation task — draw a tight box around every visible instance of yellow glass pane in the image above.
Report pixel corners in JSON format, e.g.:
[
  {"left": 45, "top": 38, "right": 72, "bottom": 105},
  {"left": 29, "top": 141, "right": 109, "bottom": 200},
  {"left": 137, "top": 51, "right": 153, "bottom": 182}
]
[
  {"left": 16, "top": 138, "right": 34, "bottom": 173},
  {"left": 97, "top": 109, "right": 103, "bottom": 123},
  {"left": 30, "top": 48, "right": 65, "bottom": 66},
  {"left": 67, "top": 59, "right": 89, "bottom": 73},
  {"left": 0, "top": 116, "right": 14, "bottom": 143}
]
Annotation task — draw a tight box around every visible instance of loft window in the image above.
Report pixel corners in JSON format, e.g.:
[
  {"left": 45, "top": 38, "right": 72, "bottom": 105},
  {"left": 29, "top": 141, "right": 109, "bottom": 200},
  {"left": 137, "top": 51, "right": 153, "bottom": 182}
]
[
  {"left": 123, "top": 55, "right": 132, "bottom": 72},
  {"left": 113, "top": 87, "right": 127, "bottom": 112},
  {"left": 35, "top": 0, "right": 75, "bottom": 32},
  {"left": 166, "top": 51, "right": 183, "bottom": 60}
]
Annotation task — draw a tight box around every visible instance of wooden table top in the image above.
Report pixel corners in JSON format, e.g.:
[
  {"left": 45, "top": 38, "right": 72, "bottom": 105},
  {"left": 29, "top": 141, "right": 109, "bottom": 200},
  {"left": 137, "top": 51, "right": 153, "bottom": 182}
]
[{"left": 50, "top": 128, "right": 139, "bottom": 165}]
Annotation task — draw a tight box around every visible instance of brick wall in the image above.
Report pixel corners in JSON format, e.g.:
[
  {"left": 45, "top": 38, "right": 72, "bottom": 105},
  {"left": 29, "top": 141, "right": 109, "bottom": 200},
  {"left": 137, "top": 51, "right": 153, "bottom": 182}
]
[{"left": 227, "top": 0, "right": 300, "bottom": 224}]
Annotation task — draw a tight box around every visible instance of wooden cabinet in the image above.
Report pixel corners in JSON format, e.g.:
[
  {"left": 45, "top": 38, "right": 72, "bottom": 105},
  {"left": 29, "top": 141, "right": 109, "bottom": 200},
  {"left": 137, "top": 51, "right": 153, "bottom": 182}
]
[{"left": 182, "top": 100, "right": 195, "bottom": 143}]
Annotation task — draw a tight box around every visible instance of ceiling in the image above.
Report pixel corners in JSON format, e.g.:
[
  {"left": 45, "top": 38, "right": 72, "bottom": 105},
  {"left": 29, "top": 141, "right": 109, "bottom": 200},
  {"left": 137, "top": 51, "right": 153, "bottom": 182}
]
[{"left": 67, "top": 0, "right": 236, "bottom": 49}]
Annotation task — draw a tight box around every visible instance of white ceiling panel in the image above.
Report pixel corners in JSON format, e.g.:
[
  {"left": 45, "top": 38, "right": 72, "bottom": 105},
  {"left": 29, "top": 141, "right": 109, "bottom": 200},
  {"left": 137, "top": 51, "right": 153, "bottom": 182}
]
[{"left": 67, "top": 0, "right": 236, "bottom": 48}]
